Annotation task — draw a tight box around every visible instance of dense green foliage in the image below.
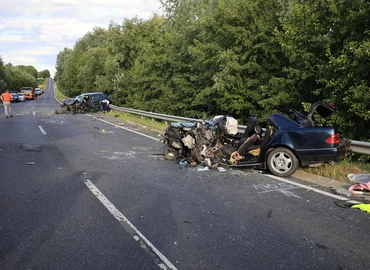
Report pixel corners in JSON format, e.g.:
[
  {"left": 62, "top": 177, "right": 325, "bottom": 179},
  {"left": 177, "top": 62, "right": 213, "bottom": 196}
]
[
  {"left": 0, "top": 56, "right": 50, "bottom": 92},
  {"left": 38, "top": 70, "right": 50, "bottom": 78},
  {"left": 54, "top": 0, "right": 370, "bottom": 141}
]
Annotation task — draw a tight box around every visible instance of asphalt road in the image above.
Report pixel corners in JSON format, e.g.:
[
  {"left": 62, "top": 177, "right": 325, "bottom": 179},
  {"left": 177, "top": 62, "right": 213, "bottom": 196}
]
[{"left": 1, "top": 81, "right": 370, "bottom": 270}]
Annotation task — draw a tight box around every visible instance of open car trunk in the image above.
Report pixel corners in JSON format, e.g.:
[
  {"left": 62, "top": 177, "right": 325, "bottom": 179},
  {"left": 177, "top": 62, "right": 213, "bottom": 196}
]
[{"left": 289, "top": 100, "right": 336, "bottom": 127}]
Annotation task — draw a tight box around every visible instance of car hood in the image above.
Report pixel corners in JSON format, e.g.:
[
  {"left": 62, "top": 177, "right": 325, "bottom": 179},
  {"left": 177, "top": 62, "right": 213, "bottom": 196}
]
[{"left": 62, "top": 98, "right": 79, "bottom": 105}]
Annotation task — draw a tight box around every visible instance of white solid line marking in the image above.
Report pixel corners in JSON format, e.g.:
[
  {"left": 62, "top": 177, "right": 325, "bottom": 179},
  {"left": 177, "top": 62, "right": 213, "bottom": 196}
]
[
  {"left": 265, "top": 174, "right": 362, "bottom": 204},
  {"left": 87, "top": 114, "right": 161, "bottom": 141},
  {"left": 84, "top": 179, "right": 177, "bottom": 270},
  {"left": 38, "top": 125, "right": 47, "bottom": 135}
]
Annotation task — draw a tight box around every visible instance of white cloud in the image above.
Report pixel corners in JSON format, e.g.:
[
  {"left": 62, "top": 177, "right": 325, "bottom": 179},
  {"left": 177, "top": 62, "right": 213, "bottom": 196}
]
[{"left": 0, "top": 0, "right": 162, "bottom": 76}]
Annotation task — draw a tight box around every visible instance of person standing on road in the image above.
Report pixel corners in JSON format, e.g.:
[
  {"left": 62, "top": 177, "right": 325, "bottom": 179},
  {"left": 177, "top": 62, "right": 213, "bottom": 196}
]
[{"left": 0, "top": 89, "right": 13, "bottom": 118}]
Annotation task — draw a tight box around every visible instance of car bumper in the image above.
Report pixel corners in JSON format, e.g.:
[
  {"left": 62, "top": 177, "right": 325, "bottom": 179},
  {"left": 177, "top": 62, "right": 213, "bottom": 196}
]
[{"left": 295, "top": 143, "right": 347, "bottom": 166}]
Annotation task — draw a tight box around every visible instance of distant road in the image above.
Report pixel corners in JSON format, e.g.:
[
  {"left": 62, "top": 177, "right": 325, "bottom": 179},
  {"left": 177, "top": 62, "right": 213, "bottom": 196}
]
[{"left": 1, "top": 80, "right": 369, "bottom": 269}]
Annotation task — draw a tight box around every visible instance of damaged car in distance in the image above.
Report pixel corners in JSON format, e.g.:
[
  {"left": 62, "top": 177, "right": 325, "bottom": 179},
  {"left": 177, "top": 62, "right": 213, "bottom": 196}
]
[{"left": 56, "top": 92, "right": 112, "bottom": 114}]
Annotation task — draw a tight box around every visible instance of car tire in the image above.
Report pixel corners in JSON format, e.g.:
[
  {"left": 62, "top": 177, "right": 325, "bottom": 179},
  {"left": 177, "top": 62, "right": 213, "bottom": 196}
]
[{"left": 266, "top": 147, "right": 299, "bottom": 177}]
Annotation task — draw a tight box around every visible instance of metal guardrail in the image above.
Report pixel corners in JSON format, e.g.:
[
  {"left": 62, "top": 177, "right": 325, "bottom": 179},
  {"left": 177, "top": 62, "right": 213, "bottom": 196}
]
[
  {"left": 110, "top": 105, "right": 247, "bottom": 132},
  {"left": 349, "top": 140, "right": 370, "bottom": 155},
  {"left": 110, "top": 105, "right": 370, "bottom": 155}
]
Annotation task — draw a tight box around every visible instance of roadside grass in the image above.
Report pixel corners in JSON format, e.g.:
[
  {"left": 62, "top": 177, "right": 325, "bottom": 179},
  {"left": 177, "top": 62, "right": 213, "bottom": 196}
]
[
  {"left": 302, "top": 160, "right": 370, "bottom": 183},
  {"left": 54, "top": 84, "right": 69, "bottom": 102},
  {"left": 106, "top": 110, "right": 168, "bottom": 134}
]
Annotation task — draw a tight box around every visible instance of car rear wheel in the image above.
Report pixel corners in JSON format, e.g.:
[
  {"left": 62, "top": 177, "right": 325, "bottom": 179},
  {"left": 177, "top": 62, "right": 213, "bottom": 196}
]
[{"left": 266, "top": 147, "right": 299, "bottom": 177}]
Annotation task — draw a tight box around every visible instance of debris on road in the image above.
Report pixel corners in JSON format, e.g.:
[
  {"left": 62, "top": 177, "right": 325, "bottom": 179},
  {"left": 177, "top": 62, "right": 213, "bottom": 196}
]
[
  {"left": 197, "top": 166, "right": 209, "bottom": 172},
  {"left": 55, "top": 98, "right": 96, "bottom": 114},
  {"left": 163, "top": 115, "right": 264, "bottom": 171},
  {"left": 347, "top": 174, "right": 370, "bottom": 184},
  {"left": 351, "top": 204, "right": 370, "bottom": 214},
  {"left": 349, "top": 181, "right": 370, "bottom": 193}
]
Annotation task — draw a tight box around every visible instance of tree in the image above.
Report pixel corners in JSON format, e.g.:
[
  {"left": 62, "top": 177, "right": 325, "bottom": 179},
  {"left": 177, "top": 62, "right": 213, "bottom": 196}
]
[
  {"left": 55, "top": 48, "right": 78, "bottom": 96},
  {"left": 17, "top": 65, "right": 38, "bottom": 79},
  {"left": 0, "top": 56, "right": 6, "bottom": 91},
  {"left": 3, "top": 64, "right": 37, "bottom": 89},
  {"left": 38, "top": 70, "right": 50, "bottom": 78},
  {"left": 273, "top": 0, "right": 370, "bottom": 140}
]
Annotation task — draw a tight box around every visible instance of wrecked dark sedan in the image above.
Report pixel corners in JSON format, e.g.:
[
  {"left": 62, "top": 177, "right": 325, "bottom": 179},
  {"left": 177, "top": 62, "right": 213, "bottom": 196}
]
[
  {"left": 57, "top": 92, "right": 112, "bottom": 114},
  {"left": 163, "top": 101, "right": 347, "bottom": 177}
]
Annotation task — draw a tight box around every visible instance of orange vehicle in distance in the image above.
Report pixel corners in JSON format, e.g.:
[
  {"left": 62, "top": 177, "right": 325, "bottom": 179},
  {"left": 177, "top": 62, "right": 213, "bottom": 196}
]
[{"left": 20, "top": 87, "right": 35, "bottom": 100}]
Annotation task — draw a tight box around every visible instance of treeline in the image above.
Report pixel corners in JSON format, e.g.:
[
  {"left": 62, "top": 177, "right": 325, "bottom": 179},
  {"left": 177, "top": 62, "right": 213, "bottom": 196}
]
[
  {"left": 0, "top": 57, "right": 50, "bottom": 91},
  {"left": 55, "top": 0, "right": 370, "bottom": 141}
]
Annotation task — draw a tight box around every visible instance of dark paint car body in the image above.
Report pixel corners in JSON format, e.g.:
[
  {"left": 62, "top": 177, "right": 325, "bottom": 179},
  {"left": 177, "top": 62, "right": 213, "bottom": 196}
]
[
  {"left": 10, "top": 92, "right": 19, "bottom": 102},
  {"left": 62, "top": 92, "right": 112, "bottom": 109},
  {"left": 233, "top": 101, "right": 346, "bottom": 176}
]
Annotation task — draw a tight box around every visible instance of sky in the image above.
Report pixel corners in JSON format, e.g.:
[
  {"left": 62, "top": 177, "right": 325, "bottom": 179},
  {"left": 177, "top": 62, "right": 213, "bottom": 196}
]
[{"left": 0, "top": 0, "right": 163, "bottom": 77}]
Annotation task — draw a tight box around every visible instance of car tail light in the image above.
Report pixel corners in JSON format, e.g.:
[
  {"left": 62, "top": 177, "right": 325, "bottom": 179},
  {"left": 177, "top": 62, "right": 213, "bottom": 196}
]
[{"left": 325, "top": 133, "right": 340, "bottom": 144}]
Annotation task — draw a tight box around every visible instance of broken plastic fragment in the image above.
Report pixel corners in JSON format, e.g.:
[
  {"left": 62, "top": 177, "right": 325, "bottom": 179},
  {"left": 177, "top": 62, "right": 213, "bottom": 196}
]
[
  {"left": 217, "top": 167, "right": 226, "bottom": 172},
  {"left": 347, "top": 174, "right": 370, "bottom": 184},
  {"left": 26, "top": 162, "right": 35, "bottom": 165},
  {"left": 335, "top": 187, "right": 350, "bottom": 197},
  {"left": 197, "top": 166, "right": 209, "bottom": 172}
]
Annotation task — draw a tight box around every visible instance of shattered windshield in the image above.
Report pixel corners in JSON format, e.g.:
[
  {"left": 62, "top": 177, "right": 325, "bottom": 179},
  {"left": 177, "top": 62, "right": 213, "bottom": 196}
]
[{"left": 75, "top": 95, "right": 84, "bottom": 102}]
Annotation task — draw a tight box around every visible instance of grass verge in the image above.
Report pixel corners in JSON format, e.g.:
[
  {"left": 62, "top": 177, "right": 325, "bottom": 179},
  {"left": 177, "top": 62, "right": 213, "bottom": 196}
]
[
  {"left": 106, "top": 110, "right": 168, "bottom": 134},
  {"left": 54, "top": 84, "right": 69, "bottom": 102},
  {"left": 302, "top": 160, "right": 370, "bottom": 183}
]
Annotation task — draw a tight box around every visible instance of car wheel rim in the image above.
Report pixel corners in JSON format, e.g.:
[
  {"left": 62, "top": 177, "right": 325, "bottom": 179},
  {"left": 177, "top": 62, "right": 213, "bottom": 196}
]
[{"left": 271, "top": 152, "right": 292, "bottom": 173}]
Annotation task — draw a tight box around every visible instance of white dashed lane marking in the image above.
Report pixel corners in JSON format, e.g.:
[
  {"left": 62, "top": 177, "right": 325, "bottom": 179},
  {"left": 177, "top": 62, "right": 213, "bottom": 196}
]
[
  {"left": 84, "top": 179, "right": 178, "bottom": 270},
  {"left": 38, "top": 125, "right": 47, "bottom": 135}
]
